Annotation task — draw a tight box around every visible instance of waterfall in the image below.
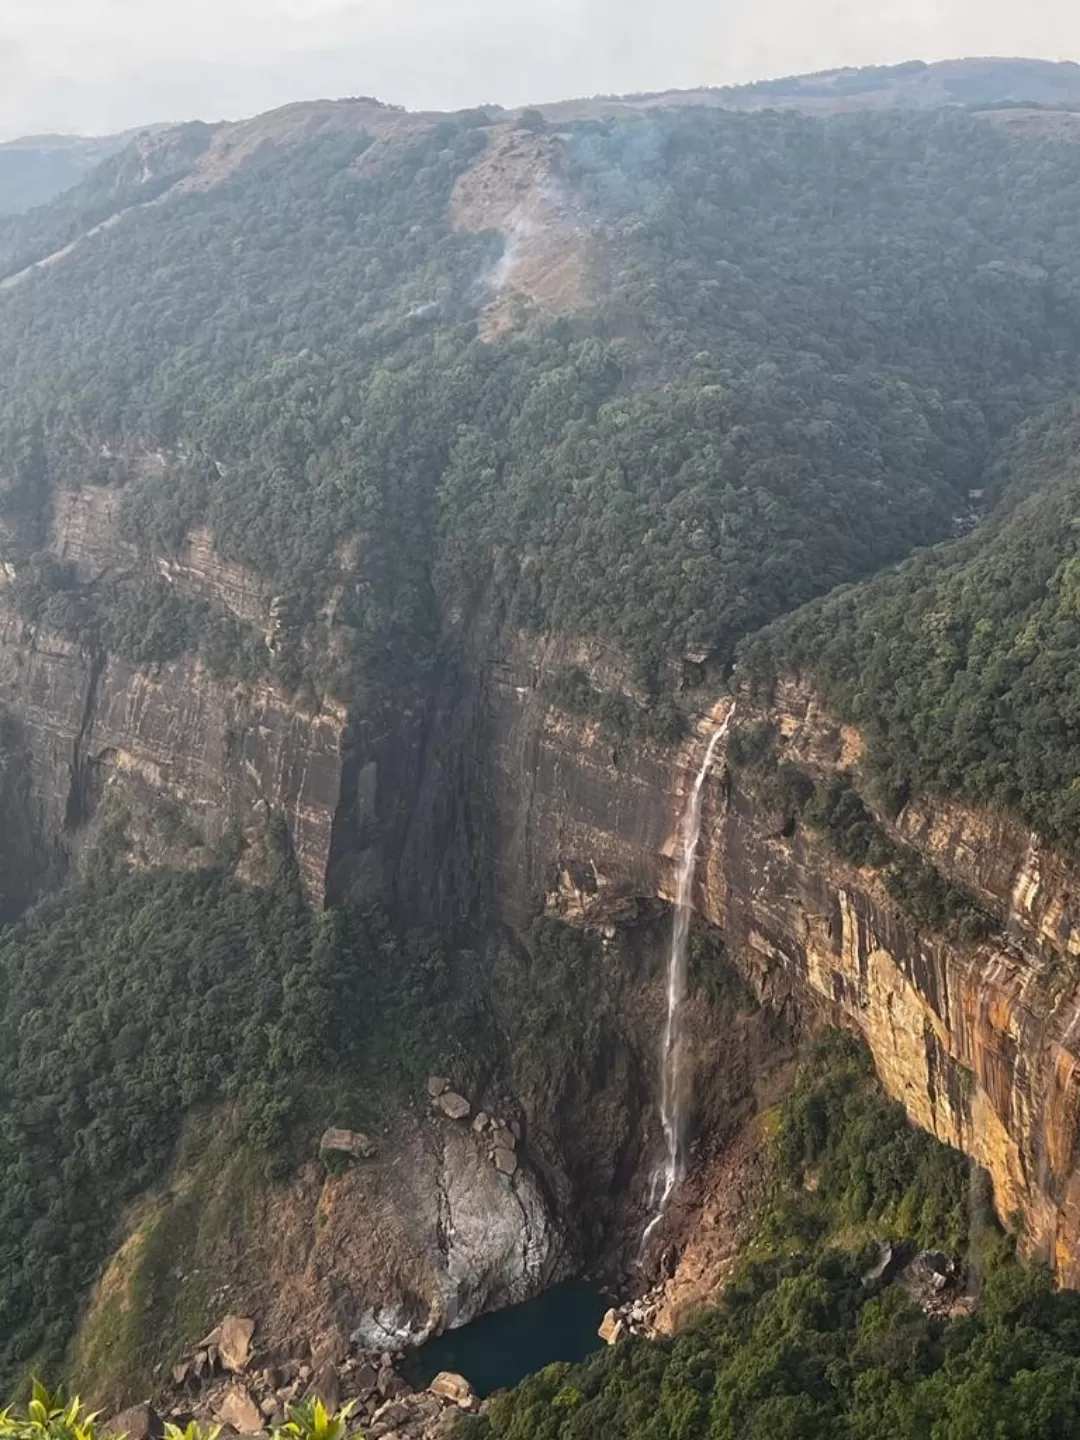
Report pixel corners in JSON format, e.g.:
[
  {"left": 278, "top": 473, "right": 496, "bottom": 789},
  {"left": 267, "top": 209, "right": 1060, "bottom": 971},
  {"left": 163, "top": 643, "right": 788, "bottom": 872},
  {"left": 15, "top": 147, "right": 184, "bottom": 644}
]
[{"left": 642, "top": 706, "right": 734, "bottom": 1252}]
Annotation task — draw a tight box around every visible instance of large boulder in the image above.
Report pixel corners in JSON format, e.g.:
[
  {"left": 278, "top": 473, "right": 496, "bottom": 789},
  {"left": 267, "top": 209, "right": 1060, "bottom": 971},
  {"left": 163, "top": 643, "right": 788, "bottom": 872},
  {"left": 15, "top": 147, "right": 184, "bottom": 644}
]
[
  {"left": 436, "top": 1092, "right": 471, "bottom": 1121},
  {"left": 492, "top": 1146, "right": 518, "bottom": 1176},
  {"left": 428, "top": 1372, "right": 477, "bottom": 1408},
  {"left": 320, "top": 1128, "right": 378, "bottom": 1162},
  {"left": 198, "top": 1314, "right": 256, "bottom": 1372},
  {"left": 257, "top": 1115, "right": 567, "bottom": 1356},
  {"left": 215, "top": 1382, "right": 264, "bottom": 1433}
]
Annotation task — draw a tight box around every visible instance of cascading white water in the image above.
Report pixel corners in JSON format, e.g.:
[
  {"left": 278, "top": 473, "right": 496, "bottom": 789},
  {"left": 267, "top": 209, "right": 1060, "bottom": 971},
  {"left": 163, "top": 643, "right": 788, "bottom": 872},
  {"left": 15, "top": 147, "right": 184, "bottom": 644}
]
[{"left": 642, "top": 706, "right": 735, "bottom": 1252}]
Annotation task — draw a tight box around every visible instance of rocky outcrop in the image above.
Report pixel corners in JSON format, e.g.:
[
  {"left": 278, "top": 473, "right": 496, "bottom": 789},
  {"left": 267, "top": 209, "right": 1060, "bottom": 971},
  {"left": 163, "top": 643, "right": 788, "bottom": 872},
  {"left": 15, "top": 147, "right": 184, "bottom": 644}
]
[
  {"left": 256, "top": 1114, "right": 566, "bottom": 1354},
  {"left": 319, "top": 1129, "right": 378, "bottom": 1163},
  {"left": 0, "top": 596, "right": 346, "bottom": 903},
  {"left": 450, "top": 125, "right": 597, "bottom": 339}
]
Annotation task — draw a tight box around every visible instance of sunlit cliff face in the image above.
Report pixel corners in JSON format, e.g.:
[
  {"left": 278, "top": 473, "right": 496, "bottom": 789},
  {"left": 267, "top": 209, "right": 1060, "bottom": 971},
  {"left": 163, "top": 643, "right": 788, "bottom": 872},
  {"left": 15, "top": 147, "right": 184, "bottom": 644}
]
[{"left": 491, "top": 655, "right": 1080, "bottom": 1281}]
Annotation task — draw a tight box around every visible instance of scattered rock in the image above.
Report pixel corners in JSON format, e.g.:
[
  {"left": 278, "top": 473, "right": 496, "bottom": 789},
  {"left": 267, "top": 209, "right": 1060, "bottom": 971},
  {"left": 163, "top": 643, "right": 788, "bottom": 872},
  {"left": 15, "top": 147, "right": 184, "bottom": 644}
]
[
  {"left": 171, "top": 1362, "right": 191, "bottom": 1387},
  {"left": 493, "top": 1146, "right": 518, "bottom": 1176},
  {"left": 371, "top": 1398, "right": 411, "bottom": 1429},
  {"left": 216, "top": 1383, "right": 264, "bottom": 1434},
  {"left": 102, "top": 1405, "right": 164, "bottom": 1440},
  {"left": 312, "top": 1335, "right": 350, "bottom": 1370},
  {"left": 897, "top": 1250, "right": 973, "bottom": 1317},
  {"left": 429, "top": 1372, "right": 476, "bottom": 1409},
  {"left": 193, "top": 1350, "right": 212, "bottom": 1381},
  {"left": 259, "top": 1398, "right": 279, "bottom": 1421},
  {"left": 312, "top": 1363, "right": 341, "bottom": 1412},
  {"left": 377, "top": 1367, "right": 408, "bottom": 1401},
  {"left": 598, "top": 1309, "right": 625, "bottom": 1345},
  {"left": 319, "top": 1128, "right": 378, "bottom": 1163},
  {"left": 471, "top": 1112, "right": 490, "bottom": 1133},
  {"left": 492, "top": 1125, "right": 516, "bottom": 1152},
  {"left": 436, "top": 1091, "right": 471, "bottom": 1121},
  {"left": 199, "top": 1314, "right": 256, "bottom": 1373},
  {"left": 354, "top": 1362, "right": 379, "bottom": 1397},
  {"left": 427, "top": 1076, "right": 450, "bottom": 1098}
]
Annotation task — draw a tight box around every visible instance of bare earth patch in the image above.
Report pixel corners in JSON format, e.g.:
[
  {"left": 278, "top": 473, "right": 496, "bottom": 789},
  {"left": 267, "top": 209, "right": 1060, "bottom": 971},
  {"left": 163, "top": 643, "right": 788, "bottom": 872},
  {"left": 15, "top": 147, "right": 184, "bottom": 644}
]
[{"left": 451, "top": 126, "right": 598, "bottom": 339}]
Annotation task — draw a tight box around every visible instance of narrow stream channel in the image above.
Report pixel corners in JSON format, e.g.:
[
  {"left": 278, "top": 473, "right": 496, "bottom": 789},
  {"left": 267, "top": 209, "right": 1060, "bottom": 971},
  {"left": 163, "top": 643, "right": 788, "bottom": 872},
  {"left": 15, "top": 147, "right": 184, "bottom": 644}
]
[{"left": 400, "top": 1281, "right": 611, "bottom": 1398}]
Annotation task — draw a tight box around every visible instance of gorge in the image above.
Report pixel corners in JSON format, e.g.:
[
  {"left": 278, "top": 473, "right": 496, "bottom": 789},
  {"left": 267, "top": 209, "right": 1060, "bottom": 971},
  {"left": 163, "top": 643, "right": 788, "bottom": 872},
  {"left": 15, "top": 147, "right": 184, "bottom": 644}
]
[{"left": 4, "top": 56, "right": 1080, "bottom": 1437}]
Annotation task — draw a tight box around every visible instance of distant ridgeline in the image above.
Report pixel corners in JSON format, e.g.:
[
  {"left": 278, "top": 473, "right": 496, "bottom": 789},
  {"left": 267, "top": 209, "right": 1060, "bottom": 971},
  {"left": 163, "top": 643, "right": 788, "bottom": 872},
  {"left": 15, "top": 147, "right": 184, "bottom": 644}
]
[
  {"left": 0, "top": 133, "right": 140, "bottom": 217},
  {"left": 1, "top": 107, "right": 1080, "bottom": 692}
]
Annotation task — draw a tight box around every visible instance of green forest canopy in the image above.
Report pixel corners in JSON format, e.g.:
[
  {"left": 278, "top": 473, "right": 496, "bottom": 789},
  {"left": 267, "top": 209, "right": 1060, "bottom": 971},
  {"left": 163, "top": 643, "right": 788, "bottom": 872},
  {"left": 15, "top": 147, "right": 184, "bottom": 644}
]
[
  {"left": 0, "top": 834, "right": 490, "bottom": 1391},
  {"left": 739, "top": 399, "right": 1080, "bottom": 855},
  {"left": 3, "top": 110, "right": 1080, "bottom": 687},
  {"left": 5, "top": 98, "right": 1080, "bottom": 1420}
]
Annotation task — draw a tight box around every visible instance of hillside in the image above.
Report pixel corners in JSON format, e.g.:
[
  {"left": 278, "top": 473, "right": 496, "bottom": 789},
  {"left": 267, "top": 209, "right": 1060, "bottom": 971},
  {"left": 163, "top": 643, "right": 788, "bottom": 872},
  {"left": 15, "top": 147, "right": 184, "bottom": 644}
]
[
  {"left": 5, "top": 62, "right": 1080, "bottom": 1435},
  {"left": 741, "top": 400, "right": 1080, "bottom": 851}
]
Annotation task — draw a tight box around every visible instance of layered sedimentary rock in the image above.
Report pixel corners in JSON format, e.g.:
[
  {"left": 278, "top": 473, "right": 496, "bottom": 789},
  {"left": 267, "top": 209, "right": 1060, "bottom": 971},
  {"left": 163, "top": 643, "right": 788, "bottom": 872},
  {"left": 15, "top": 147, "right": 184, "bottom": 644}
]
[
  {"left": 486, "top": 659, "right": 1080, "bottom": 1282},
  {"left": 716, "top": 680, "right": 1080, "bottom": 1284},
  {"left": 7, "top": 494, "right": 1080, "bottom": 1285},
  {"left": 0, "top": 597, "right": 346, "bottom": 901}
]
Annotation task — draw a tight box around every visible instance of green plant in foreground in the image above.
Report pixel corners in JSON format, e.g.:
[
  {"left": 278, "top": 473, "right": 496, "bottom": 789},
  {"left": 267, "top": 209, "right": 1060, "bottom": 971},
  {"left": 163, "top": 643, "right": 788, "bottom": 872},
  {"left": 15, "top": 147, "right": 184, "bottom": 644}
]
[
  {"left": 277, "top": 1398, "right": 357, "bottom": 1440},
  {"left": 0, "top": 1389, "right": 361, "bottom": 1440},
  {"left": 163, "top": 1425, "right": 221, "bottom": 1440},
  {"left": 0, "top": 1382, "right": 98, "bottom": 1440}
]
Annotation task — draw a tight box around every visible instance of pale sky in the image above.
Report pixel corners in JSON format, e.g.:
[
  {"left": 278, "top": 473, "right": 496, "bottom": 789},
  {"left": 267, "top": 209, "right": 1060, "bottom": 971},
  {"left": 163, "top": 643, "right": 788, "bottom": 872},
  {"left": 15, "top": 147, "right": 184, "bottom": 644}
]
[{"left": 1, "top": 0, "right": 1078, "bottom": 139}]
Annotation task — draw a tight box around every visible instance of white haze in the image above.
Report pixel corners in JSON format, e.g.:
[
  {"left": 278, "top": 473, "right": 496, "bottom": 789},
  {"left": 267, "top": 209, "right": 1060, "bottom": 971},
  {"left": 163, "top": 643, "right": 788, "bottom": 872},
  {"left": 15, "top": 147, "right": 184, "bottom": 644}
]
[{"left": 1, "top": 0, "right": 1079, "bottom": 139}]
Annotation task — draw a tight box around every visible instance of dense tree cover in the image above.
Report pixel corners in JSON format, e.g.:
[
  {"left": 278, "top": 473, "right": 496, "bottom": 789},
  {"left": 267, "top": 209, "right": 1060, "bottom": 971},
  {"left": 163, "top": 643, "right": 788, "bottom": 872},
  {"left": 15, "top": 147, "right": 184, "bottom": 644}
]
[
  {"left": 11, "top": 555, "right": 269, "bottom": 677},
  {"left": 545, "top": 668, "right": 686, "bottom": 743},
  {"left": 4, "top": 111, "right": 1080, "bottom": 686},
  {"left": 739, "top": 400, "right": 1080, "bottom": 855},
  {"left": 459, "top": 1036, "right": 1080, "bottom": 1440},
  {"left": 0, "top": 125, "right": 216, "bottom": 277},
  {"left": 728, "top": 729, "right": 995, "bottom": 941},
  {"left": 0, "top": 837, "right": 489, "bottom": 1392},
  {"left": 439, "top": 110, "right": 1080, "bottom": 676}
]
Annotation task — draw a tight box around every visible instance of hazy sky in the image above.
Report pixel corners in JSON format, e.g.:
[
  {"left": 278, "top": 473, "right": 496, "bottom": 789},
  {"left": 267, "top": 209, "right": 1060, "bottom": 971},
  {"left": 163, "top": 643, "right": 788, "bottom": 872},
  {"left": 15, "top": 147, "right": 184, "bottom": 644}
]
[{"left": 1, "top": 0, "right": 1079, "bottom": 139}]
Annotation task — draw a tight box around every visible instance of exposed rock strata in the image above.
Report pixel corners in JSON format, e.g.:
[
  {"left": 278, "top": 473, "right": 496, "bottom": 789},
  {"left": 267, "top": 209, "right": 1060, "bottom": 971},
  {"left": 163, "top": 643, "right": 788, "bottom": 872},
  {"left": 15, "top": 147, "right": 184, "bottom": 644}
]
[
  {"left": 0, "top": 598, "right": 345, "bottom": 903},
  {"left": 7, "top": 482, "right": 1080, "bottom": 1293},
  {"left": 487, "top": 660, "right": 1080, "bottom": 1283}
]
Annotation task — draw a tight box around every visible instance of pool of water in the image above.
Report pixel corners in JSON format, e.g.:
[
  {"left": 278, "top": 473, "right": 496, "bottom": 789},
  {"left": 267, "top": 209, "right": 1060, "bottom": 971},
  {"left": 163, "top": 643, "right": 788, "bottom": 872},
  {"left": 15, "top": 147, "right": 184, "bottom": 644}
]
[{"left": 400, "top": 1280, "right": 611, "bottom": 1398}]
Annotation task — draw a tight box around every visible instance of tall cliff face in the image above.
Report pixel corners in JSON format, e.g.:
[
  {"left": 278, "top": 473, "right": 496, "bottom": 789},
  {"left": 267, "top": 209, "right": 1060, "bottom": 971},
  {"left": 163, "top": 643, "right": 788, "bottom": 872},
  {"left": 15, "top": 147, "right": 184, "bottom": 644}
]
[
  {"left": 481, "top": 656, "right": 1080, "bottom": 1282},
  {"left": 716, "top": 681, "right": 1080, "bottom": 1284},
  {"left": 0, "top": 482, "right": 444, "bottom": 907},
  {"left": 6, "top": 501, "right": 1080, "bottom": 1288},
  {"left": 0, "top": 597, "right": 346, "bottom": 901}
]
